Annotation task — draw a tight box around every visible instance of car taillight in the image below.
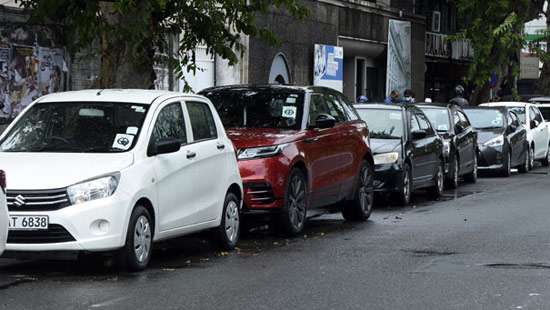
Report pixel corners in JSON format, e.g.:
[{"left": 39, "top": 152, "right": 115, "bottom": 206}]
[{"left": 0, "top": 170, "right": 6, "bottom": 192}]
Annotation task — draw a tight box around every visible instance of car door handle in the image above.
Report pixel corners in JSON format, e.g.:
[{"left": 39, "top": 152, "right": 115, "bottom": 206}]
[
  {"left": 217, "top": 143, "right": 225, "bottom": 150},
  {"left": 305, "top": 137, "right": 320, "bottom": 144},
  {"left": 186, "top": 151, "right": 197, "bottom": 159}
]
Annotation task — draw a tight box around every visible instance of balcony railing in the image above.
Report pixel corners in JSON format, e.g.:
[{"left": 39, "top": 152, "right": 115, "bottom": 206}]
[{"left": 426, "top": 32, "right": 473, "bottom": 61}]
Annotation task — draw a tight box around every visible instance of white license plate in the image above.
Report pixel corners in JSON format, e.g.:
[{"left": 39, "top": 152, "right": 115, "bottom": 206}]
[{"left": 8, "top": 215, "right": 49, "bottom": 231}]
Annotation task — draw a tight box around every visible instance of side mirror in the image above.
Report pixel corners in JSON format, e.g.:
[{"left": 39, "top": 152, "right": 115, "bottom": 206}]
[
  {"left": 454, "top": 123, "right": 464, "bottom": 133},
  {"left": 314, "top": 114, "right": 337, "bottom": 129},
  {"left": 149, "top": 139, "right": 181, "bottom": 156},
  {"left": 411, "top": 129, "right": 428, "bottom": 140},
  {"left": 531, "top": 120, "right": 539, "bottom": 129}
]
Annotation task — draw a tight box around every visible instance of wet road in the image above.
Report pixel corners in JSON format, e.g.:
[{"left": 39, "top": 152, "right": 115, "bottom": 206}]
[{"left": 1, "top": 167, "right": 550, "bottom": 309}]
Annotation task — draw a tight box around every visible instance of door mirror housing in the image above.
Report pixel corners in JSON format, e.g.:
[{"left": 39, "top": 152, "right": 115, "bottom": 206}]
[
  {"left": 411, "top": 129, "right": 428, "bottom": 140},
  {"left": 149, "top": 139, "right": 181, "bottom": 156},
  {"left": 454, "top": 123, "right": 464, "bottom": 133},
  {"left": 314, "top": 114, "right": 337, "bottom": 129}
]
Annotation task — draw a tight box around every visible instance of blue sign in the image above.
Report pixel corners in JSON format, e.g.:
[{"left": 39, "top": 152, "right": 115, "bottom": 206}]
[{"left": 314, "top": 44, "right": 344, "bottom": 92}]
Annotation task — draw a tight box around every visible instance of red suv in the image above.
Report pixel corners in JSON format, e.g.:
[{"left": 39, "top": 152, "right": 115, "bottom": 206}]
[{"left": 201, "top": 86, "right": 374, "bottom": 235}]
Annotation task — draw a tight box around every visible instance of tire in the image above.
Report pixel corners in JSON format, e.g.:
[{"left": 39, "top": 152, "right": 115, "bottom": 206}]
[
  {"left": 528, "top": 146, "right": 535, "bottom": 170},
  {"left": 118, "top": 205, "right": 153, "bottom": 272},
  {"left": 464, "top": 153, "right": 478, "bottom": 183},
  {"left": 445, "top": 156, "right": 459, "bottom": 189},
  {"left": 500, "top": 150, "right": 512, "bottom": 177},
  {"left": 427, "top": 162, "right": 444, "bottom": 200},
  {"left": 213, "top": 192, "right": 241, "bottom": 250},
  {"left": 541, "top": 145, "right": 550, "bottom": 167},
  {"left": 518, "top": 146, "right": 530, "bottom": 174},
  {"left": 277, "top": 168, "right": 308, "bottom": 236},
  {"left": 396, "top": 163, "right": 412, "bottom": 206},
  {"left": 342, "top": 160, "right": 374, "bottom": 222}
]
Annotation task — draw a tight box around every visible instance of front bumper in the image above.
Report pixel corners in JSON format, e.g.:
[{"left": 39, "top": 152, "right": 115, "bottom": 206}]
[
  {"left": 4, "top": 193, "right": 132, "bottom": 252},
  {"left": 478, "top": 145, "right": 504, "bottom": 170},
  {"left": 373, "top": 164, "right": 403, "bottom": 193}
]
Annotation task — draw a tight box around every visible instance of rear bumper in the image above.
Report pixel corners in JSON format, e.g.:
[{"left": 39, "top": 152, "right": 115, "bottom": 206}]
[{"left": 373, "top": 164, "right": 403, "bottom": 193}]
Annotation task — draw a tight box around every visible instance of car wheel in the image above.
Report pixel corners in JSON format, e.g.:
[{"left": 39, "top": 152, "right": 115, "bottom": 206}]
[
  {"left": 118, "top": 205, "right": 153, "bottom": 271},
  {"left": 428, "top": 163, "right": 444, "bottom": 199},
  {"left": 518, "top": 146, "right": 530, "bottom": 174},
  {"left": 464, "top": 154, "right": 478, "bottom": 183},
  {"left": 214, "top": 192, "right": 240, "bottom": 250},
  {"left": 277, "top": 168, "right": 307, "bottom": 236},
  {"left": 501, "top": 150, "right": 512, "bottom": 177},
  {"left": 528, "top": 146, "right": 535, "bottom": 170},
  {"left": 396, "top": 163, "right": 412, "bottom": 206},
  {"left": 541, "top": 145, "right": 550, "bottom": 167},
  {"left": 445, "top": 156, "right": 459, "bottom": 189},
  {"left": 342, "top": 160, "right": 374, "bottom": 222}
]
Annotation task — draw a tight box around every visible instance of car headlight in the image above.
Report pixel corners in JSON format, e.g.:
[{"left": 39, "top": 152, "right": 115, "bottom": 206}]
[
  {"left": 373, "top": 152, "right": 399, "bottom": 165},
  {"left": 443, "top": 141, "right": 451, "bottom": 156},
  {"left": 238, "top": 144, "right": 288, "bottom": 160},
  {"left": 483, "top": 136, "right": 504, "bottom": 147},
  {"left": 67, "top": 174, "right": 120, "bottom": 205}
]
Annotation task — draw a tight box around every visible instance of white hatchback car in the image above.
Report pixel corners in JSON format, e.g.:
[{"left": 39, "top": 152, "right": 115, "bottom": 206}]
[
  {"left": 0, "top": 170, "right": 7, "bottom": 256},
  {"left": 0, "top": 90, "right": 243, "bottom": 270},
  {"left": 481, "top": 102, "right": 550, "bottom": 168}
]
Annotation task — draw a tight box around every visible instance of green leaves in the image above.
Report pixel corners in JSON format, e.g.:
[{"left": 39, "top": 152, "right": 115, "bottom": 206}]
[{"left": 15, "top": 0, "right": 308, "bottom": 89}]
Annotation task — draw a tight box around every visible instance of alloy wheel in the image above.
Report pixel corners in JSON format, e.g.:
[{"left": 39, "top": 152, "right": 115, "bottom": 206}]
[
  {"left": 224, "top": 200, "right": 240, "bottom": 244},
  {"left": 134, "top": 215, "right": 152, "bottom": 264},
  {"left": 358, "top": 165, "right": 374, "bottom": 214},
  {"left": 288, "top": 175, "right": 306, "bottom": 231}
]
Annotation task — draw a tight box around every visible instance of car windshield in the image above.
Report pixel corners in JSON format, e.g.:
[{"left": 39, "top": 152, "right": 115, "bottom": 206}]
[
  {"left": 420, "top": 108, "right": 450, "bottom": 132},
  {"left": 0, "top": 102, "right": 148, "bottom": 153},
  {"left": 538, "top": 106, "right": 550, "bottom": 121},
  {"left": 463, "top": 109, "right": 504, "bottom": 129},
  {"left": 356, "top": 108, "right": 403, "bottom": 139},
  {"left": 203, "top": 89, "right": 305, "bottom": 130},
  {"left": 509, "top": 107, "right": 526, "bottom": 124}
]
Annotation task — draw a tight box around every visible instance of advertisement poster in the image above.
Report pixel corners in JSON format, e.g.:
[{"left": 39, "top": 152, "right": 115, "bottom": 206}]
[
  {"left": 386, "top": 19, "right": 412, "bottom": 96},
  {"left": 313, "top": 44, "right": 344, "bottom": 92}
]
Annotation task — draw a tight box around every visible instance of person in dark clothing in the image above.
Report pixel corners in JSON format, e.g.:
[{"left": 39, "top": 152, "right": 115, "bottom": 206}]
[
  {"left": 450, "top": 85, "right": 469, "bottom": 107},
  {"left": 403, "top": 89, "right": 415, "bottom": 104}
]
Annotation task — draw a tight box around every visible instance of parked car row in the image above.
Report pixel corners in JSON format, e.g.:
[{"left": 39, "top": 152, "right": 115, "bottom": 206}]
[{"left": 0, "top": 86, "right": 548, "bottom": 271}]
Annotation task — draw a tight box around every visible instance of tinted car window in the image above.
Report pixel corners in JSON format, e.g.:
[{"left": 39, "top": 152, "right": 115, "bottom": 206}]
[
  {"left": 421, "top": 108, "right": 450, "bottom": 132},
  {"left": 509, "top": 107, "right": 526, "bottom": 124},
  {"left": 325, "top": 94, "right": 348, "bottom": 122},
  {"left": 203, "top": 89, "right": 304, "bottom": 130},
  {"left": 416, "top": 112, "right": 435, "bottom": 135},
  {"left": 533, "top": 107, "right": 544, "bottom": 123},
  {"left": 356, "top": 108, "right": 403, "bottom": 139},
  {"left": 309, "top": 94, "right": 332, "bottom": 126},
  {"left": 187, "top": 101, "right": 217, "bottom": 141},
  {"left": 151, "top": 103, "right": 187, "bottom": 145},
  {"left": 538, "top": 106, "right": 550, "bottom": 121},
  {"left": 410, "top": 113, "right": 421, "bottom": 132},
  {"left": 0, "top": 102, "right": 149, "bottom": 153},
  {"left": 463, "top": 109, "right": 504, "bottom": 129},
  {"left": 340, "top": 96, "right": 359, "bottom": 121}
]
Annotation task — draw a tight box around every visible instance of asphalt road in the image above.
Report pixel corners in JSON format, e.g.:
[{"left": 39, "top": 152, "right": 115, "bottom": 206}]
[{"left": 1, "top": 167, "right": 550, "bottom": 310}]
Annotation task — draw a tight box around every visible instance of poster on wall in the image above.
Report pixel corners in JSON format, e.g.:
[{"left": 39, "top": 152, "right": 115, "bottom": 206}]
[
  {"left": 386, "top": 19, "right": 412, "bottom": 96},
  {"left": 313, "top": 44, "right": 344, "bottom": 92}
]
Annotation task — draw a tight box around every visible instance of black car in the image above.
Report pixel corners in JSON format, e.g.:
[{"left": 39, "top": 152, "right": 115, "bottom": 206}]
[
  {"left": 355, "top": 104, "right": 444, "bottom": 205},
  {"left": 418, "top": 103, "right": 478, "bottom": 188},
  {"left": 463, "top": 107, "right": 529, "bottom": 176}
]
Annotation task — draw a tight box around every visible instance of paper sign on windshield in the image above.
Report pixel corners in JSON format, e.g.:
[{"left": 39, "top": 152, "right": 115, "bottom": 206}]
[
  {"left": 112, "top": 134, "right": 134, "bottom": 151},
  {"left": 282, "top": 106, "right": 297, "bottom": 119}
]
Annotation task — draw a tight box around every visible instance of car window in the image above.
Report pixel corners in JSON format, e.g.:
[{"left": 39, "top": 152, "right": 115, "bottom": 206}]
[
  {"left": 410, "top": 113, "right": 421, "bottom": 132},
  {"left": 416, "top": 112, "right": 435, "bottom": 136},
  {"left": 457, "top": 111, "right": 471, "bottom": 128},
  {"left": 339, "top": 96, "right": 359, "bottom": 121},
  {"left": 356, "top": 108, "right": 403, "bottom": 139},
  {"left": 529, "top": 107, "right": 538, "bottom": 123},
  {"left": 539, "top": 106, "right": 550, "bottom": 121},
  {"left": 309, "top": 94, "right": 332, "bottom": 125},
  {"left": 533, "top": 107, "right": 544, "bottom": 123},
  {"left": 186, "top": 101, "right": 218, "bottom": 141},
  {"left": 151, "top": 103, "right": 187, "bottom": 145},
  {"left": 507, "top": 112, "right": 514, "bottom": 127},
  {"left": 420, "top": 108, "right": 450, "bottom": 133},
  {"left": 324, "top": 94, "right": 348, "bottom": 122},
  {"left": 509, "top": 107, "right": 526, "bottom": 124}
]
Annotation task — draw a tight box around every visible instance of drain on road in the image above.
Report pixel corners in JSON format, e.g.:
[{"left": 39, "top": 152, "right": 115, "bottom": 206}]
[
  {"left": 483, "top": 263, "right": 550, "bottom": 270},
  {"left": 402, "top": 249, "right": 457, "bottom": 257}
]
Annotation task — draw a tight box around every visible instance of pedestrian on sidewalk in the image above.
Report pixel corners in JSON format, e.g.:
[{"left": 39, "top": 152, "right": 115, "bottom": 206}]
[{"left": 384, "top": 90, "right": 401, "bottom": 104}]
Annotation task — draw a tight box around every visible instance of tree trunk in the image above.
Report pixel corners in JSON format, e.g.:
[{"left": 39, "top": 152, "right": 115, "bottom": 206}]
[{"left": 98, "top": 1, "right": 155, "bottom": 89}]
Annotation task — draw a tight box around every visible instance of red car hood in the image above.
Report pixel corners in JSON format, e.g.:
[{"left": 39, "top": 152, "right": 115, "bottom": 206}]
[{"left": 226, "top": 128, "right": 301, "bottom": 150}]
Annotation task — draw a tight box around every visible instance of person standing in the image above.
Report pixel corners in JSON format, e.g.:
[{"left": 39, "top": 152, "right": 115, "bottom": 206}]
[
  {"left": 403, "top": 89, "right": 415, "bottom": 104},
  {"left": 450, "top": 85, "right": 469, "bottom": 107},
  {"left": 384, "top": 90, "right": 401, "bottom": 104}
]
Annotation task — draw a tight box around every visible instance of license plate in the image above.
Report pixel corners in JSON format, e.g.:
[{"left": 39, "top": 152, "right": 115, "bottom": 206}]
[{"left": 8, "top": 215, "right": 49, "bottom": 231}]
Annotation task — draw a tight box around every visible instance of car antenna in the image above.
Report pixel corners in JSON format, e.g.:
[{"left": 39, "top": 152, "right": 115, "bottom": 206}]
[{"left": 96, "top": 89, "right": 104, "bottom": 96}]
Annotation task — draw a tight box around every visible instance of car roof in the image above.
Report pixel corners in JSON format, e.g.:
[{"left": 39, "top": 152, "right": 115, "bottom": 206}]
[
  {"left": 354, "top": 103, "right": 405, "bottom": 111},
  {"left": 200, "top": 84, "right": 319, "bottom": 94},
  {"left": 480, "top": 101, "right": 529, "bottom": 107},
  {"left": 416, "top": 102, "right": 450, "bottom": 109},
  {"left": 529, "top": 97, "right": 550, "bottom": 103},
  {"left": 37, "top": 89, "right": 204, "bottom": 105},
  {"left": 463, "top": 106, "right": 507, "bottom": 111}
]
